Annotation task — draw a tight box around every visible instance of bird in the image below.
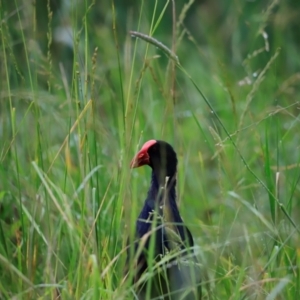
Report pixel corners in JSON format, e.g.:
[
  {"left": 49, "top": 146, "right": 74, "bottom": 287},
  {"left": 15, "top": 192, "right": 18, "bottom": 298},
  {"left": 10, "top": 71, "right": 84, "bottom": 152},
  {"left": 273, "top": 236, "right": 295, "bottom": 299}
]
[{"left": 125, "top": 139, "right": 202, "bottom": 300}]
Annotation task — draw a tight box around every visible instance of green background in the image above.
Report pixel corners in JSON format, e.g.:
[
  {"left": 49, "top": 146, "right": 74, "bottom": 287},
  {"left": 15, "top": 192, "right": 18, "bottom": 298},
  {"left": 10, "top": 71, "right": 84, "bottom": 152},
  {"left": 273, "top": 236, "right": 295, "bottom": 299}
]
[{"left": 0, "top": 0, "right": 300, "bottom": 299}]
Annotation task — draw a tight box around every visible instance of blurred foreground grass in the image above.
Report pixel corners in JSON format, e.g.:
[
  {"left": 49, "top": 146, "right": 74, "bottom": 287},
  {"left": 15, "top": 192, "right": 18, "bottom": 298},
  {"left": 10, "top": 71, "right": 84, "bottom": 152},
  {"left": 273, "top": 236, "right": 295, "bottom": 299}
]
[{"left": 0, "top": 0, "right": 300, "bottom": 299}]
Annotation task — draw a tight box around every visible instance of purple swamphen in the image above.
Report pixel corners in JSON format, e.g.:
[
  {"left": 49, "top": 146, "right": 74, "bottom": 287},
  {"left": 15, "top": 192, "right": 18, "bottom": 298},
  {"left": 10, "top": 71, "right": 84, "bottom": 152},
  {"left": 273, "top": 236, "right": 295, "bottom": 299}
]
[{"left": 125, "top": 140, "right": 202, "bottom": 299}]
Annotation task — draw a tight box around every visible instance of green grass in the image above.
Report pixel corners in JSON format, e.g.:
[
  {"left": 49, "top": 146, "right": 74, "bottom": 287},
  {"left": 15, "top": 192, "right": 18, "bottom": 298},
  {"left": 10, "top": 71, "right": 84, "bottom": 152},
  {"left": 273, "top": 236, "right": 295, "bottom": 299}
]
[{"left": 1, "top": 0, "right": 300, "bottom": 299}]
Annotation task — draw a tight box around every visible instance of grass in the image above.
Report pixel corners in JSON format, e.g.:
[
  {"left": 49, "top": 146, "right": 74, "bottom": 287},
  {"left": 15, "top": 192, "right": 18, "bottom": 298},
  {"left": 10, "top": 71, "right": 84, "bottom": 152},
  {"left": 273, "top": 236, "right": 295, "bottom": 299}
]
[{"left": 1, "top": 0, "right": 300, "bottom": 299}]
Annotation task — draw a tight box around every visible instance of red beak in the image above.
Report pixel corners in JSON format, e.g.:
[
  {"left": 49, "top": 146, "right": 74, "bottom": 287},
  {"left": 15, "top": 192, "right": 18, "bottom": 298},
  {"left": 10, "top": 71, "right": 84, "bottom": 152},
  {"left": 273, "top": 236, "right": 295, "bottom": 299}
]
[{"left": 130, "top": 139, "right": 157, "bottom": 168}]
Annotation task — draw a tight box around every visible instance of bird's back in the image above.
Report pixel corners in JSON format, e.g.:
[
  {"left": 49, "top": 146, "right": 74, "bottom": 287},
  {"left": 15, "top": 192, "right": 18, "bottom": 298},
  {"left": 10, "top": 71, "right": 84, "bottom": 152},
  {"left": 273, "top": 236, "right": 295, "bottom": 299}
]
[{"left": 125, "top": 200, "right": 202, "bottom": 299}]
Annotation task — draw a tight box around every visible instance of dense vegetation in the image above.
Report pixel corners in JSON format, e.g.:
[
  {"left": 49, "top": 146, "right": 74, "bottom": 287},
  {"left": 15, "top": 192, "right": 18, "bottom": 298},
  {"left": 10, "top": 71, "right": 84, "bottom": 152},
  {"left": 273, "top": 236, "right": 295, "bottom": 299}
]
[{"left": 1, "top": 0, "right": 300, "bottom": 299}]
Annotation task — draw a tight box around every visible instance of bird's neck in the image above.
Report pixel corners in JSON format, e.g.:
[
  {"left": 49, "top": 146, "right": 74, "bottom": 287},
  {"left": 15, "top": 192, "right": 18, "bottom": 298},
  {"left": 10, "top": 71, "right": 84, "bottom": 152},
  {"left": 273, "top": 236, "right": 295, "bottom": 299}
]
[
  {"left": 147, "top": 171, "right": 177, "bottom": 207},
  {"left": 138, "top": 170, "right": 186, "bottom": 241}
]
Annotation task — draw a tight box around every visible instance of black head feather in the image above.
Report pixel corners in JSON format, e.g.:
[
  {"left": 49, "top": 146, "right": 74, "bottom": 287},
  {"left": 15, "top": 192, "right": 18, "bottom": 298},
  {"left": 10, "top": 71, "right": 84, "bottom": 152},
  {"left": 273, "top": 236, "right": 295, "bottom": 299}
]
[{"left": 147, "top": 140, "right": 178, "bottom": 185}]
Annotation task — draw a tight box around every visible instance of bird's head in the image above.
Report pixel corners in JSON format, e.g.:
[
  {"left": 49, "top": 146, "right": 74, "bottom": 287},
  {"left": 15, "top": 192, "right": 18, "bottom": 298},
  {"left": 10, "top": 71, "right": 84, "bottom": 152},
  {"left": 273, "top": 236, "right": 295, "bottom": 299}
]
[{"left": 130, "top": 140, "right": 178, "bottom": 183}]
